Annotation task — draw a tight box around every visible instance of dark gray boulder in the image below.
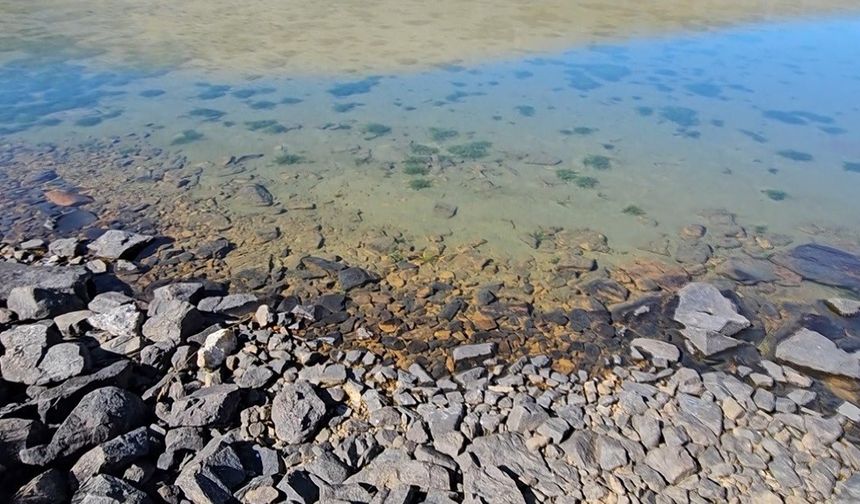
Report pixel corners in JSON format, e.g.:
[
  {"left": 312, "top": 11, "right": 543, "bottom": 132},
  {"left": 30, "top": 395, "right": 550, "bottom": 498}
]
[
  {"left": 19, "top": 387, "right": 146, "bottom": 466},
  {"left": 70, "top": 427, "right": 157, "bottom": 488},
  {"left": 157, "top": 384, "right": 241, "bottom": 428},
  {"left": 71, "top": 474, "right": 151, "bottom": 504},
  {"left": 11, "top": 468, "right": 69, "bottom": 504}
]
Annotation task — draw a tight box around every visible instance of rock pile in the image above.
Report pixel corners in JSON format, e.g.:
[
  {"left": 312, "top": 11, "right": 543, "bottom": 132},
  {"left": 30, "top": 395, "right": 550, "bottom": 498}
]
[{"left": 1, "top": 233, "right": 860, "bottom": 503}]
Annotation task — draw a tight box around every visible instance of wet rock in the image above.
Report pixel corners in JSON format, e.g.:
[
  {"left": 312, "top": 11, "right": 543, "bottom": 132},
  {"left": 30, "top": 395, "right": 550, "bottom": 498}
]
[
  {"left": 197, "top": 328, "right": 238, "bottom": 369},
  {"left": 87, "top": 230, "right": 153, "bottom": 259},
  {"left": 773, "top": 243, "right": 860, "bottom": 292},
  {"left": 271, "top": 381, "right": 327, "bottom": 444},
  {"left": 775, "top": 328, "right": 860, "bottom": 378},
  {"left": 158, "top": 384, "right": 241, "bottom": 428},
  {"left": 235, "top": 184, "right": 274, "bottom": 207},
  {"left": 71, "top": 474, "right": 150, "bottom": 504},
  {"left": 673, "top": 282, "right": 750, "bottom": 356},
  {"left": 675, "top": 241, "right": 712, "bottom": 264},
  {"left": 11, "top": 468, "right": 69, "bottom": 504},
  {"left": 44, "top": 189, "right": 93, "bottom": 207},
  {"left": 433, "top": 202, "right": 458, "bottom": 219},
  {"left": 0, "top": 323, "right": 59, "bottom": 384},
  {"left": 337, "top": 267, "right": 377, "bottom": 291},
  {"left": 825, "top": 298, "right": 860, "bottom": 317},
  {"left": 20, "top": 387, "right": 146, "bottom": 466},
  {"left": 717, "top": 257, "right": 778, "bottom": 285}
]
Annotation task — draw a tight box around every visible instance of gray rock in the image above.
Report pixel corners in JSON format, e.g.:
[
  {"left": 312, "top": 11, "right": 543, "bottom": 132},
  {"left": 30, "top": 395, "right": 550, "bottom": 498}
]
[
  {"left": 54, "top": 310, "right": 93, "bottom": 336},
  {"left": 197, "top": 328, "right": 237, "bottom": 369},
  {"left": 36, "top": 342, "right": 89, "bottom": 385},
  {"left": 452, "top": 343, "right": 495, "bottom": 364},
  {"left": 0, "top": 323, "right": 59, "bottom": 384},
  {"left": 468, "top": 433, "right": 563, "bottom": 498},
  {"left": 8, "top": 285, "right": 87, "bottom": 320},
  {"left": 536, "top": 417, "right": 571, "bottom": 444},
  {"left": 235, "top": 184, "right": 274, "bottom": 207},
  {"left": 158, "top": 384, "right": 241, "bottom": 428},
  {"left": 236, "top": 366, "right": 275, "bottom": 388},
  {"left": 87, "top": 304, "right": 142, "bottom": 337},
  {"left": 463, "top": 465, "right": 525, "bottom": 504},
  {"left": 20, "top": 387, "right": 146, "bottom": 466},
  {"left": 142, "top": 300, "right": 203, "bottom": 342},
  {"left": 0, "top": 262, "right": 89, "bottom": 303},
  {"left": 717, "top": 257, "right": 778, "bottom": 285},
  {"left": 149, "top": 282, "right": 205, "bottom": 312},
  {"left": 337, "top": 267, "right": 377, "bottom": 291},
  {"left": 87, "top": 230, "right": 153, "bottom": 260},
  {"left": 0, "top": 418, "right": 48, "bottom": 466},
  {"left": 271, "top": 381, "right": 327, "bottom": 444},
  {"left": 304, "top": 450, "right": 351, "bottom": 484},
  {"left": 198, "top": 293, "right": 259, "bottom": 316},
  {"left": 644, "top": 445, "right": 697, "bottom": 484},
  {"left": 597, "top": 436, "right": 628, "bottom": 471},
  {"left": 71, "top": 474, "right": 150, "bottom": 504},
  {"left": 48, "top": 237, "right": 82, "bottom": 258},
  {"left": 775, "top": 328, "right": 860, "bottom": 378},
  {"left": 677, "top": 393, "right": 723, "bottom": 436},
  {"left": 825, "top": 298, "right": 860, "bottom": 317},
  {"left": 345, "top": 448, "right": 453, "bottom": 491},
  {"left": 506, "top": 402, "right": 549, "bottom": 433},
  {"left": 772, "top": 243, "right": 860, "bottom": 293},
  {"left": 673, "top": 282, "right": 750, "bottom": 355},
  {"left": 88, "top": 292, "right": 134, "bottom": 314},
  {"left": 11, "top": 468, "right": 69, "bottom": 504},
  {"left": 70, "top": 427, "right": 156, "bottom": 487},
  {"left": 416, "top": 404, "right": 464, "bottom": 439},
  {"left": 630, "top": 338, "right": 680, "bottom": 363}
]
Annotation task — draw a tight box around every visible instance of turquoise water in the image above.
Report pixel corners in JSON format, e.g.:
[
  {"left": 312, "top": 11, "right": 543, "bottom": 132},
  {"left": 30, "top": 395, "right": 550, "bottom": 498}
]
[{"left": 1, "top": 14, "right": 860, "bottom": 279}]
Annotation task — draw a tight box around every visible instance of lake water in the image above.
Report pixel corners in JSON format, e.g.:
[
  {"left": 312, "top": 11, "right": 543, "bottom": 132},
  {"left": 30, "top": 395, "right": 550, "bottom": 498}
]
[{"left": 2, "top": 1, "right": 860, "bottom": 308}]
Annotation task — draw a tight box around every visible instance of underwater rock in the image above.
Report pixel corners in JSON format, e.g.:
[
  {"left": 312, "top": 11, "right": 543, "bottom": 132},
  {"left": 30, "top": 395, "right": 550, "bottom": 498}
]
[
  {"left": 673, "top": 283, "right": 750, "bottom": 356},
  {"left": 775, "top": 328, "right": 860, "bottom": 379},
  {"left": 772, "top": 244, "right": 860, "bottom": 293}
]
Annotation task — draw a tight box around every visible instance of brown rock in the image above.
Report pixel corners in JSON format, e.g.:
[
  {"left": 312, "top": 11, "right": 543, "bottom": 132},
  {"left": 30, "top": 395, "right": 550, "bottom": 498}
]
[{"left": 44, "top": 190, "right": 93, "bottom": 207}]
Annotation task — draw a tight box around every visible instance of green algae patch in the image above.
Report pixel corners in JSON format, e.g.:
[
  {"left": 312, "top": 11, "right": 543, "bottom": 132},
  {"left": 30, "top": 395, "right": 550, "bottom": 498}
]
[
  {"left": 622, "top": 205, "right": 645, "bottom": 216},
  {"left": 584, "top": 154, "right": 611, "bottom": 170},
  {"left": 777, "top": 149, "right": 813, "bottom": 162},
  {"left": 245, "top": 120, "right": 287, "bottom": 134},
  {"left": 409, "top": 178, "right": 432, "bottom": 190},
  {"left": 274, "top": 153, "right": 305, "bottom": 165},
  {"left": 447, "top": 141, "right": 492, "bottom": 160},
  {"left": 429, "top": 127, "right": 459, "bottom": 142},
  {"left": 171, "top": 129, "right": 203, "bottom": 145},
  {"left": 762, "top": 189, "right": 788, "bottom": 201}
]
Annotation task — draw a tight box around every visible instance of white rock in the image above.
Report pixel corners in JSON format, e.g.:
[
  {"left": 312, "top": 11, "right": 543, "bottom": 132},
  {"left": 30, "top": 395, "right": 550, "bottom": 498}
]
[{"left": 196, "top": 328, "right": 237, "bottom": 369}]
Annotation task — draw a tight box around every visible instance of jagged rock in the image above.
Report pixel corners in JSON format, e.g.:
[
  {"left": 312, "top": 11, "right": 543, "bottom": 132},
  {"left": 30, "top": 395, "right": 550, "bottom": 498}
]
[
  {"left": 54, "top": 310, "right": 93, "bottom": 336},
  {"left": 175, "top": 434, "right": 247, "bottom": 504},
  {"left": 677, "top": 393, "right": 723, "bottom": 436},
  {"left": 271, "top": 381, "right": 326, "bottom": 444},
  {"left": 8, "top": 285, "right": 87, "bottom": 320},
  {"left": 142, "top": 300, "right": 203, "bottom": 342},
  {"left": 0, "top": 418, "right": 48, "bottom": 466},
  {"left": 158, "top": 384, "right": 241, "bottom": 428},
  {"left": 673, "top": 282, "right": 750, "bottom": 356},
  {"left": 36, "top": 342, "right": 89, "bottom": 385},
  {"left": 87, "top": 230, "right": 153, "bottom": 260},
  {"left": 87, "top": 292, "right": 134, "bottom": 314},
  {"left": 19, "top": 387, "right": 146, "bottom": 466},
  {"left": 0, "top": 323, "right": 59, "bottom": 384},
  {"left": 11, "top": 468, "right": 69, "bottom": 504},
  {"left": 70, "top": 427, "right": 157, "bottom": 488},
  {"left": 31, "top": 361, "right": 134, "bottom": 423},
  {"left": 775, "top": 328, "right": 860, "bottom": 378},
  {"left": 71, "top": 474, "right": 150, "bottom": 504},
  {"left": 197, "top": 328, "right": 237, "bottom": 369},
  {"left": 463, "top": 465, "right": 525, "bottom": 504},
  {"left": 337, "top": 267, "right": 377, "bottom": 291},
  {"left": 506, "top": 402, "right": 549, "bottom": 433},
  {"left": 87, "top": 304, "right": 142, "bottom": 337},
  {"left": 48, "top": 237, "right": 82, "bottom": 258},
  {"left": 468, "top": 433, "right": 563, "bottom": 498},
  {"left": 644, "top": 445, "right": 697, "bottom": 484}
]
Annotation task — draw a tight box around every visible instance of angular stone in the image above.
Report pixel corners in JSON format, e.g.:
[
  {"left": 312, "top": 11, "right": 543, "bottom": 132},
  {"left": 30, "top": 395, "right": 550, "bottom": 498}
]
[
  {"left": 0, "top": 323, "right": 59, "bottom": 384},
  {"left": 271, "top": 381, "right": 327, "bottom": 444},
  {"left": 197, "top": 293, "right": 258, "bottom": 316},
  {"left": 630, "top": 338, "right": 680, "bottom": 363},
  {"left": 773, "top": 243, "right": 860, "bottom": 293},
  {"left": 673, "top": 282, "right": 749, "bottom": 356},
  {"left": 775, "top": 328, "right": 860, "bottom": 378},
  {"left": 677, "top": 393, "right": 723, "bottom": 436},
  {"left": 8, "top": 285, "right": 86, "bottom": 320},
  {"left": 506, "top": 402, "right": 550, "bottom": 433},
  {"left": 48, "top": 237, "right": 81, "bottom": 258},
  {"left": 87, "top": 304, "right": 142, "bottom": 337},
  {"left": 645, "top": 445, "right": 697, "bottom": 484},
  {"left": 88, "top": 292, "right": 134, "bottom": 314},
  {"left": 197, "top": 328, "right": 238, "bottom": 369},
  {"left": 72, "top": 474, "right": 150, "bottom": 504},
  {"left": 87, "top": 230, "right": 153, "bottom": 260},
  {"left": 36, "top": 342, "right": 89, "bottom": 385},
  {"left": 337, "top": 267, "right": 377, "bottom": 291},
  {"left": 825, "top": 298, "right": 860, "bottom": 317},
  {"left": 142, "top": 300, "right": 203, "bottom": 342},
  {"left": 20, "top": 387, "right": 146, "bottom": 466},
  {"left": 12, "top": 468, "right": 69, "bottom": 504},
  {"left": 345, "top": 448, "right": 452, "bottom": 491},
  {"left": 158, "top": 384, "right": 241, "bottom": 428},
  {"left": 0, "top": 262, "right": 89, "bottom": 302},
  {"left": 0, "top": 418, "right": 48, "bottom": 466},
  {"left": 452, "top": 343, "right": 495, "bottom": 364},
  {"left": 70, "top": 427, "right": 156, "bottom": 487}
]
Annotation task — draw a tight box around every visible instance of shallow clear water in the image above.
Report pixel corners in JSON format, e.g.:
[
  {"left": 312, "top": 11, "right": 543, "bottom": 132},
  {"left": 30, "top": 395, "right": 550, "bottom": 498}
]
[{"left": 1, "top": 3, "right": 860, "bottom": 294}]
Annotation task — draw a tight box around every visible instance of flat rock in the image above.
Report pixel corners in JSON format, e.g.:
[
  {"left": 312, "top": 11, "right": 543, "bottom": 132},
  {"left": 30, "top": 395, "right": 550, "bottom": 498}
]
[
  {"left": 36, "top": 342, "right": 89, "bottom": 385},
  {"left": 775, "top": 328, "right": 860, "bottom": 378},
  {"left": 345, "top": 448, "right": 453, "bottom": 491},
  {"left": 87, "top": 304, "right": 142, "bottom": 337},
  {"left": 772, "top": 243, "right": 860, "bottom": 292},
  {"left": 337, "top": 267, "right": 377, "bottom": 291},
  {"left": 87, "top": 230, "right": 154, "bottom": 260},
  {"left": 142, "top": 300, "right": 203, "bottom": 342},
  {"left": 70, "top": 427, "right": 156, "bottom": 487},
  {"left": 197, "top": 293, "right": 259, "bottom": 316},
  {"left": 452, "top": 343, "right": 495, "bottom": 364},
  {"left": 71, "top": 474, "right": 150, "bottom": 504},
  {"left": 673, "top": 282, "right": 750, "bottom": 356},
  {"left": 825, "top": 298, "right": 860, "bottom": 317},
  {"left": 644, "top": 445, "right": 697, "bottom": 484},
  {"left": 271, "top": 381, "right": 327, "bottom": 444},
  {"left": 0, "top": 262, "right": 89, "bottom": 301},
  {"left": 12, "top": 468, "right": 69, "bottom": 504},
  {"left": 630, "top": 338, "right": 680, "bottom": 363},
  {"left": 717, "top": 257, "right": 778, "bottom": 285}
]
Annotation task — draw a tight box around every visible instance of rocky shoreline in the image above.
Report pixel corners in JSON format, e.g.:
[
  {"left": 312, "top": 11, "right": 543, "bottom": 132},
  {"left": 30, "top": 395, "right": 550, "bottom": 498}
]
[{"left": 1, "top": 229, "right": 860, "bottom": 503}]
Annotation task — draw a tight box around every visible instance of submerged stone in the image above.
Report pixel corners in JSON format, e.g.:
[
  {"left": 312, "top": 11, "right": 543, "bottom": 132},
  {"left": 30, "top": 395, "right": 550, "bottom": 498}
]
[{"left": 773, "top": 244, "right": 860, "bottom": 293}]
